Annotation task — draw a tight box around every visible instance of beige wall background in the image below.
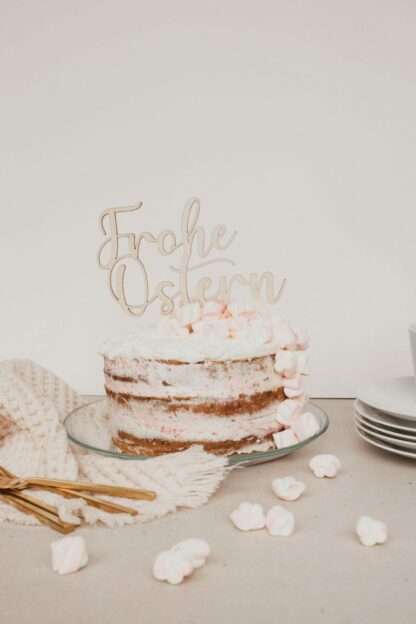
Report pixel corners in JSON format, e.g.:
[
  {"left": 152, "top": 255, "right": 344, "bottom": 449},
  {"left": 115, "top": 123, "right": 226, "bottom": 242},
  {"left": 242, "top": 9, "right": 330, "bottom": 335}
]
[{"left": 1, "top": 0, "right": 415, "bottom": 396}]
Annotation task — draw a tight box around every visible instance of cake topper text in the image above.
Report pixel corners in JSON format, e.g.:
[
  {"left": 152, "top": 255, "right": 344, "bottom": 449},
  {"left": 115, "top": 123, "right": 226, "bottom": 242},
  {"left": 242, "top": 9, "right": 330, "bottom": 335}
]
[{"left": 97, "top": 197, "right": 286, "bottom": 317}]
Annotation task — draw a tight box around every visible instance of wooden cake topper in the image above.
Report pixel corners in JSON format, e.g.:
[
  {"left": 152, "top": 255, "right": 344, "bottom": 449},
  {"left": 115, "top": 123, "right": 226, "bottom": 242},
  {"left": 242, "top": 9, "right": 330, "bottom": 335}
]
[{"left": 97, "top": 197, "right": 286, "bottom": 317}]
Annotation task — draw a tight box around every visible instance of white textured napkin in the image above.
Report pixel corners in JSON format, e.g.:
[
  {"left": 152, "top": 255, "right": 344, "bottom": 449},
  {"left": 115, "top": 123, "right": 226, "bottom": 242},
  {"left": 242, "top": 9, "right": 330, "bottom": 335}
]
[{"left": 0, "top": 360, "right": 229, "bottom": 527}]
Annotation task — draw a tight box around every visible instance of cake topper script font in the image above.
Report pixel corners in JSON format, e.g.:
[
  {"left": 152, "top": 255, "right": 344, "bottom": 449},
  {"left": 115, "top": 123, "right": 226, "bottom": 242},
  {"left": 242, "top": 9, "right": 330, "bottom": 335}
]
[{"left": 97, "top": 198, "right": 286, "bottom": 317}]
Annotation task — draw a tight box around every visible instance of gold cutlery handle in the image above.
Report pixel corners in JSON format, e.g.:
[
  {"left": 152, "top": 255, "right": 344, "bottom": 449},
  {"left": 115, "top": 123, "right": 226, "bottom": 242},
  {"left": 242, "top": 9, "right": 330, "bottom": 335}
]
[
  {"left": 11, "top": 490, "right": 61, "bottom": 517},
  {"left": 54, "top": 487, "right": 139, "bottom": 516},
  {"left": 0, "top": 493, "right": 75, "bottom": 534},
  {"left": 0, "top": 466, "right": 138, "bottom": 516},
  {"left": 26, "top": 478, "right": 156, "bottom": 501}
]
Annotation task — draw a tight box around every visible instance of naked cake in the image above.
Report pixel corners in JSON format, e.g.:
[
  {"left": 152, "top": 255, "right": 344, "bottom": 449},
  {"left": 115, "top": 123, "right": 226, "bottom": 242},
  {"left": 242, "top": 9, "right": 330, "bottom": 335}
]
[{"left": 100, "top": 300, "right": 317, "bottom": 457}]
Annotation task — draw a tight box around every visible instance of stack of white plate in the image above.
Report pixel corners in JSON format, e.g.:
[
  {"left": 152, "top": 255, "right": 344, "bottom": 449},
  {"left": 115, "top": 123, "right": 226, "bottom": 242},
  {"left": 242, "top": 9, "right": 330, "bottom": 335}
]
[{"left": 355, "top": 376, "right": 416, "bottom": 459}]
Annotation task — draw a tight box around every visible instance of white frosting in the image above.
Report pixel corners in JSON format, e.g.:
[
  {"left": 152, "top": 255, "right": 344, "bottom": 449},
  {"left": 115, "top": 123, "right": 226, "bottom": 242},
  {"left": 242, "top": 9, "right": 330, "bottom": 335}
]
[
  {"left": 266, "top": 505, "right": 295, "bottom": 536},
  {"left": 230, "top": 502, "right": 266, "bottom": 531},
  {"left": 271, "top": 476, "right": 306, "bottom": 502},
  {"left": 51, "top": 536, "right": 88, "bottom": 575},
  {"left": 100, "top": 324, "right": 278, "bottom": 363},
  {"left": 309, "top": 454, "right": 341, "bottom": 478},
  {"left": 356, "top": 516, "right": 388, "bottom": 546},
  {"left": 100, "top": 301, "right": 308, "bottom": 364}
]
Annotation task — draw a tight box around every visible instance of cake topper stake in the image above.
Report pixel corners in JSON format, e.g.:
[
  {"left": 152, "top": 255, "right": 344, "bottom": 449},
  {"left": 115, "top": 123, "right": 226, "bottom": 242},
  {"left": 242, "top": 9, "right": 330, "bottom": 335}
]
[{"left": 97, "top": 197, "right": 286, "bottom": 317}]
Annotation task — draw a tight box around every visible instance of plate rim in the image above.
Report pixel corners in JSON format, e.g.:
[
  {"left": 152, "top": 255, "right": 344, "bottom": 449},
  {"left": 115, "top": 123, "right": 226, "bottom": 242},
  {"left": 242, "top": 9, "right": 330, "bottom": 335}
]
[
  {"left": 64, "top": 399, "right": 329, "bottom": 465},
  {"left": 354, "top": 409, "right": 416, "bottom": 440},
  {"left": 354, "top": 399, "right": 416, "bottom": 433},
  {"left": 355, "top": 423, "right": 416, "bottom": 459},
  {"left": 354, "top": 414, "right": 416, "bottom": 449},
  {"left": 356, "top": 376, "right": 416, "bottom": 421}
]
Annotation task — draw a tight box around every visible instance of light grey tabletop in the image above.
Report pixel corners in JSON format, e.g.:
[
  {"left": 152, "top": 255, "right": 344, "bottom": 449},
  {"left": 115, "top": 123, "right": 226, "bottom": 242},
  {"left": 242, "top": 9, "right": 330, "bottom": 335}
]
[{"left": 2, "top": 399, "right": 415, "bottom": 624}]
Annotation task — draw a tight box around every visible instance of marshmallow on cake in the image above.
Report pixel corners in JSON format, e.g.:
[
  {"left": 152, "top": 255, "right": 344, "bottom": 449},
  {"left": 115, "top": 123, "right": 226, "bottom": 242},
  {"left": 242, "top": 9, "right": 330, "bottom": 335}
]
[{"left": 100, "top": 300, "right": 314, "bottom": 456}]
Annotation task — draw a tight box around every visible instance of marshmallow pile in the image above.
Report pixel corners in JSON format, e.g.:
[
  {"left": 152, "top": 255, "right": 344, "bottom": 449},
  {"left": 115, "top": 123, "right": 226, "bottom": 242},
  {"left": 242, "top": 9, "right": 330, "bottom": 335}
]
[
  {"left": 273, "top": 402, "right": 321, "bottom": 449},
  {"left": 158, "top": 300, "right": 309, "bottom": 352},
  {"left": 272, "top": 322, "right": 317, "bottom": 447},
  {"left": 153, "top": 538, "right": 210, "bottom": 585},
  {"left": 159, "top": 299, "right": 318, "bottom": 450},
  {"left": 159, "top": 299, "right": 276, "bottom": 341}
]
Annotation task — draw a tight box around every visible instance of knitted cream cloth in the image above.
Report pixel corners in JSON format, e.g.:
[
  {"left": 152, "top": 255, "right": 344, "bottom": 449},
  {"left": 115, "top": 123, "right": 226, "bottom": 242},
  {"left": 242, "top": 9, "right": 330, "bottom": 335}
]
[{"left": 0, "top": 360, "right": 229, "bottom": 527}]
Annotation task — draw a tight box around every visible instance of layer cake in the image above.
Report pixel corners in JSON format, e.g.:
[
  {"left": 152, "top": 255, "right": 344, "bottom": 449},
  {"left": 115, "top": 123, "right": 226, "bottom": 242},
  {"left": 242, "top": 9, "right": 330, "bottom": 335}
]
[{"left": 100, "top": 300, "right": 313, "bottom": 456}]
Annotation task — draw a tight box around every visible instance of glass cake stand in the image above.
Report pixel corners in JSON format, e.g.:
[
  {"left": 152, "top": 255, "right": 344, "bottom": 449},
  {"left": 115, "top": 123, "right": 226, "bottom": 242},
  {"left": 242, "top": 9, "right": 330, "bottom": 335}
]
[{"left": 64, "top": 399, "right": 329, "bottom": 466}]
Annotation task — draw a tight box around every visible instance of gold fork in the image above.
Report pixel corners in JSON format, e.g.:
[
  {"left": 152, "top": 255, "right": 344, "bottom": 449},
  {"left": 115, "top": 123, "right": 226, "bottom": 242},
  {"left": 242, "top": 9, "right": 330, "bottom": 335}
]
[
  {"left": 0, "top": 491, "right": 76, "bottom": 533},
  {"left": 0, "top": 467, "right": 139, "bottom": 516},
  {"left": 0, "top": 475, "right": 155, "bottom": 500}
]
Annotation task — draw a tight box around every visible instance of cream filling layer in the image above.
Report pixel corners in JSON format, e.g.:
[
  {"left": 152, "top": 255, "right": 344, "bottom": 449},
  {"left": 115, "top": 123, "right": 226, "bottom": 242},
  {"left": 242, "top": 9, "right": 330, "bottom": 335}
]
[
  {"left": 104, "top": 355, "right": 282, "bottom": 400},
  {"left": 107, "top": 397, "right": 283, "bottom": 442}
]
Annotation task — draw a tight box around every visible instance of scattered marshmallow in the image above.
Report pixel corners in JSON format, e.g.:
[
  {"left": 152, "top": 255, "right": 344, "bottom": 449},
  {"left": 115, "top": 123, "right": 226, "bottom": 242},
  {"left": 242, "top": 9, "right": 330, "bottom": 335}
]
[
  {"left": 153, "top": 549, "right": 194, "bottom": 585},
  {"left": 171, "top": 538, "right": 210, "bottom": 569},
  {"left": 273, "top": 428, "right": 299, "bottom": 450},
  {"left": 272, "top": 476, "right": 306, "bottom": 502},
  {"left": 356, "top": 516, "right": 388, "bottom": 547},
  {"left": 291, "top": 412, "right": 320, "bottom": 441},
  {"left": 153, "top": 538, "right": 210, "bottom": 584},
  {"left": 51, "top": 536, "right": 88, "bottom": 575},
  {"left": 230, "top": 502, "right": 266, "bottom": 531},
  {"left": 266, "top": 505, "right": 295, "bottom": 536},
  {"left": 309, "top": 454, "right": 341, "bottom": 478}
]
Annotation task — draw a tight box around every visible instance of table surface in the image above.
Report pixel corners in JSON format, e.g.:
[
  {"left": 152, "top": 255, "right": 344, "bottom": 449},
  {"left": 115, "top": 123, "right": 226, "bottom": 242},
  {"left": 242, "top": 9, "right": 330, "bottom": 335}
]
[{"left": 2, "top": 399, "right": 416, "bottom": 624}]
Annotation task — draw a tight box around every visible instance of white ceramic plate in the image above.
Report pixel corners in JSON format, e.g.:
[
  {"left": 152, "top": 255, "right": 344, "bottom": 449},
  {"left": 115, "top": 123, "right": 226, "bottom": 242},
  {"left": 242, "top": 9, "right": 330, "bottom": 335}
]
[
  {"left": 354, "top": 413, "right": 416, "bottom": 449},
  {"left": 354, "top": 399, "right": 416, "bottom": 433},
  {"left": 356, "top": 377, "right": 416, "bottom": 421},
  {"left": 354, "top": 411, "right": 416, "bottom": 441},
  {"left": 355, "top": 423, "right": 416, "bottom": 459}
]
